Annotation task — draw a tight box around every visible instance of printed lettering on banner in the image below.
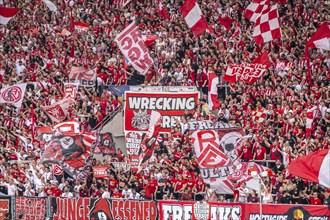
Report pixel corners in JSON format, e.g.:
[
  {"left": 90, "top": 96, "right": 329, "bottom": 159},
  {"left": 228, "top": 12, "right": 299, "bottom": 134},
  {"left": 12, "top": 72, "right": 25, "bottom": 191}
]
[
  {"left": 15, "top": 197, "right": 46, "bottom": 220},
  {"left": 110, "top": 162, "right": 131, "bottom": 173},
  {"left": 115, "top": 22, "right": 153, "bottom": 75},
  {"left": 52, "top": 197, "right": 91, "bottom": 220},
  {"left": 92, "top": 166, "right": 109, "bottom": 178},
  {"left": 224, "top": 64, "right": 266, "bottom": 84},
  {"left": 125, "top": 131, "right": 143, "bottom": 155},
  {"left": 124, "top": 92, "right": 199, "bottom": 132}
]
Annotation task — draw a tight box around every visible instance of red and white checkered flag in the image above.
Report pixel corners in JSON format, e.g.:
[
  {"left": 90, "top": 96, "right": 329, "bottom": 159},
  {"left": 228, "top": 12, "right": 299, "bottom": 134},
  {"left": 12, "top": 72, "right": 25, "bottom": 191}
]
[
  {"left": 253, "top": 4, "right": 282, "bottom": 44},
  {"left": 251, "top": 107, "right": 268, "bottom": 123},
  {"left": 244, "top": 0, "right": 270, "bottom": 22}
]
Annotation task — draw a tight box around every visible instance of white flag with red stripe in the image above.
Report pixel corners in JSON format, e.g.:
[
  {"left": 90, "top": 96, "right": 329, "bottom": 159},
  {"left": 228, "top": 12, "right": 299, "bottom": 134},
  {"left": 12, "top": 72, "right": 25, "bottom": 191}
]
[
  {"left": 0, "top": 83, "right": 26, "bottom": 108},
  {"left": 42, "top": 98, "right": 75, "bottom": 122},
  {"left": 74, "top": 22, "right": 89, "bottom": 32},
  {"left": 208, "top": 72, "right": 220, "bottom": 110},
  {"left": 113, "top": 0, "right": 131, "bottom": 8},
  {"left": 180, "top": 0, "right": 208, "bottom": 37},
  {"left": 0, "top": 7, "right": 19, "bottom": 25},
  {"left": 305, "top": 105, "right": 318, "bottom": 138},
  {"left": 289, "top": 149, "right": 330, "bottom": 188},
  {"left": 306, "top": 22, "right": 330, "bottom": 51},
  {"left": 244, "top": 0, "right": 269, "bottom": 22},
  {"left": 251, "top": 106, "right": 268, "bottom": 123},
  {"left": 253, "top": 4, "right": 282, "bottom": 44}
]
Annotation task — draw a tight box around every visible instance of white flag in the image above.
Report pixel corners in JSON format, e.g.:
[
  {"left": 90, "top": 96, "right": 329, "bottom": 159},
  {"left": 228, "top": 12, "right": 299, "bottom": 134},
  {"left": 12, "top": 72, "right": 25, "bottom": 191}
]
[
  {"left": 0, "top": 83, "right": 27, "bottom": 108},
  {"left": 42, "top": 0, "right": 57, "bottom": 12}
]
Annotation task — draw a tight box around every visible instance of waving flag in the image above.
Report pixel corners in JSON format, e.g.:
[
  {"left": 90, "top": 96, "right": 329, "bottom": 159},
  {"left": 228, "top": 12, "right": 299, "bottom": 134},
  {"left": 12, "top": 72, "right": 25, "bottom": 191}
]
[
  {"left": 306, "top": 22, "right": 330, "bottom": 51},
  {"left": 208, "top": 72, "right": 220, "bottom": 110},
  {"left": 218, "top": 16, "right": 235, "bottom": 31},
  {"left": 137, "top": 111, "right": 162, "bottom": 172},
  {"left": 74, "top": 22, "right": 89, "bottom": 32},
  {"left": 0, "top": 7, "right": 19, "bottom": 25},
  {"left": 253, "top": 4, "right": 282, "bottom": 44},
  {"left": 305, "top": 106, "right": 318, "bottom": 138},
  {"left": 180, "top": 0, "right": 208, "bottom": 37},
  {"left": 289, "top": 149, "right": 330, "bottom": 188},
  {"left": 142, "top": 35, "right": 158, "bottom": 47},
  {"left": 253, "top": 51, "right": 271, "bottom": 68},
  {"left": 252, "top": 107, "right": 268, "bottom": 123},
  {"left": 0, "top": 83, "right": 26, "bottom": 108},
  {"left": 114, "top": 0, "right": 131, "bottom": 8},
  {"left": 230, "top": 22, "right": 241, "bottom": 41},
  {"left": 244, "top": 0, "right": 269, "bottom": 22},
  {"left": 69, "top": 67, "right": 96, "bottom": 82},
  {"left": 42, "top": 98, "right": 75, "bottom": 122},
  {"left": 42, "top": 0, "right": 57, "bottom": 12},
  {"left": 158, "top": 0, "right": 169, "bottom": 19}
]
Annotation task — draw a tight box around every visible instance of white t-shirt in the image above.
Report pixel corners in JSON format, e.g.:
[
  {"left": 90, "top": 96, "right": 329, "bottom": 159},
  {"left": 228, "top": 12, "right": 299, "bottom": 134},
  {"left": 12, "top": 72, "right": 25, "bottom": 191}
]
[
  {"left": 102, "top": 191, "right": 111, "bottom": 199},
  {"left": 5, "top": 183, "right": 17, "bottom": 196}
]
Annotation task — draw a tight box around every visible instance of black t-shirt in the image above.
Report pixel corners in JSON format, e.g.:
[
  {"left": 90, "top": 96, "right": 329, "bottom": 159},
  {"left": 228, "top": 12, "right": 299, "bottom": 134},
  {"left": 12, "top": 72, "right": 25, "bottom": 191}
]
[
  {"left": 17, "top": 185, "right": 25, "bottom": 197},
  {"left": 290, "top": 189, "right": 299, "bottom": 204},
  {"left": 280, "top": 194, "right": 292, "bottom": 204}
]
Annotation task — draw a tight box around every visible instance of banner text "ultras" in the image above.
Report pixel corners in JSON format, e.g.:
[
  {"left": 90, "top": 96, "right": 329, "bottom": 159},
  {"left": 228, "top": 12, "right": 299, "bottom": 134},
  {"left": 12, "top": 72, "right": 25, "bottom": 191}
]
[{"left": 128, "top": 97, "right": 195, "bottom": 110}]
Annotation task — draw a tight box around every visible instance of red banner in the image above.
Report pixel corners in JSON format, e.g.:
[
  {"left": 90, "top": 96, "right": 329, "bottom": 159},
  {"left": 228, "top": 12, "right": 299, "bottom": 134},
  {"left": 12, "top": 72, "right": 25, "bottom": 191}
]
[
  {"left": 224, "top": 63, "right": 266, "bottom": 84},
  {"left": 15, "top": 197, "right": 46, "bottom": 220},
  {"left": 124, "top": 92, "right": 199, "bottom": 132},
  {"left": 0, "top": 198, "right": 10, "bottom": 220},
  {"left": 92, "top": 166, "right": 109, "bottom": 178},
  {"left": 115, "top": 22, "right": 153, "bottom": 75}
]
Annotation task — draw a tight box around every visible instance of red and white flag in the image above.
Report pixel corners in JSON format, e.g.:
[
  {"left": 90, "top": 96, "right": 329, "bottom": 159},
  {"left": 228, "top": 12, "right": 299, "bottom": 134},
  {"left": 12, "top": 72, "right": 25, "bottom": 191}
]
[
  {"left": 306, "top": 22, "right": 330, "bottom": 51},
  {"left": 52, "top": 164, "right": 64, "bottom": 176},
  {"left": 252, "top": 51, "right": 271, "bottom": 68},
  {"left": 158, "top": 0, "right": 169, "bottom": 19},
  {"left": 253, "top": 4, "right": 282, "bottom": 44},
  {"left": 224, "top": 63, "right": 266, "bottom": 83},
  {"left": 137, "top": 111, "right": 162, "bottom": 172},
  {"left": 251, "top": 106, "right": 268, "bottom": 123},
  {"left": 74, "top": 22, "right": 89, "bottom": 32},
  {"left": 115, "top": 22, "right": 154, "bottom": 75},
  {"left": 244, "top": 0, "right": 269, "bottom": 22},
  {"left": 63, "top": 83, "right": 78, "bottom": 99},
  {"left": 42, "top": 0, "right": 57, "bottom": 12},
  {"left": 69, "top": 67, "right": 96, "bottom": 81},
  {"left": 208, "top": 72, "right": 220, "bottom": 110},
  {"left": 289, "top": 149, "right": 330, "bottom": 188},
  {"left": 305, "top": 105, "right": 318, "bottom": 138},
  {"left": 218, "top": 16, "right": 235, "bottom": 31},
  {"left": 93, "top": 166, "right": 109, "bottom": 178},
  {"left": 142, "top": 34, "right": 158, "bottom": 47},
  {"left": 0, "top": 7, "right": 19, "bottom": 25},
  {"left": 0, "top": 83, "right": 26, "bottom": 108},
  {"left": 180, "top": 0, "right": 208, "bottom": 37},
  {"left": 113, "top": 0, "right": 131, "bottom": 8},
  {"left": 230, "top": 22, "right": 241, "bottom": 41},
  {"left": 42, "top": 98, "right": 75, "bottom": 122}
]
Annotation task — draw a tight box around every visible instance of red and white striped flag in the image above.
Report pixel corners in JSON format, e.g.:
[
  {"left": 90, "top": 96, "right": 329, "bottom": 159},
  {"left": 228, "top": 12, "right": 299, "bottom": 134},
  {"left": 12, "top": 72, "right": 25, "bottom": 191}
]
[
  {"left": 208, "top": 72, "right": 220, "bottom": 110},
  {"left": 180, "top": 0, "right": 208, "bottom": 37},
  {"left": 42, "top": 98, "right": 75, "bottom": 122},
  {"left": 253, "top": 4, "right": 282, "bottom": 44},
  {"left": 0, "top": 7, "right": 19, "bottom": 25},
  {"left": 289, "top": 149, "right": 330, "bottom": 188},
  {"left": 74, "top": 21, "right": 89, "bottom": 32},
  {"left": 305, "top": 105, "right": 318, "bottom": 138},
  {"left": 244, "top": 0, "right": 269, "bottom": 23},
  {"left": 69, "top": 67, "right": 96, "bottom": 81},
  {"left": 251, "top": 106, "right": 268, "bottom": 123},
  {"left": 230, "top": 22, "right": 241, "bottom": 41}
]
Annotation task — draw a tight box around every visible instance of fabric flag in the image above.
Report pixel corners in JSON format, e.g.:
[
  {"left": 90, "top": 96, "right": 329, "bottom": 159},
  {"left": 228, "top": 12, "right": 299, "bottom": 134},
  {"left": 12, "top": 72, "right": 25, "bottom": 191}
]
[
  {"left": 218, "top": 16, "right": 235, "bottom": 31},
  {"left": 252, "top": 51, "right": 271, "bottom": 68},
  {"left": 253, "top": 4, "right": 282, "bottom": 44},
  {"left": 114, "top": 0, "right": 131, "bottom": 8},
  {"left": 63, "top": 83, "right": 78, "bottom": 99},
  {"left": 124, "top": 57, "right": 131, "bottom": 70},
  {"left": 52, "top": 164, "right": 64, "bottom": 176},
  {"left": 224, "top": 63, "right": 266, "bottom": 84},
  {"left": 230, "top": 22, "right": 241, "bottom": 41},
  {"left": 93, "top": 166, "right": 110, "bottom": 178},
  {"left": 42, "top": 0, "right": 57, "bottom": 12},
  {"left": 180, "top": 0, "right": 208, "bottom": 37},
  {"left": 69, "top": 66, "right": 96, "bottom": 81},
  {"left": 61, "top": 28, "right": 71, "bottom": 36},
  {"left": 0, "top": 7, "right": 19, "bottom": 25},
  {"left": 39, "top": 119, "right": 96, "bottom": 180},
  {"left": 31, "top": 105, "right": 36, "bottom": 139},
  {"left": 0, "top": 83, "right": 26, "bottom": 108},
  {"left": 251, "top": 106, "right": 268, "bottom": 123},
  {"left": 306, "top": 22, "right": 330, "bottom": 51},
  {"left": 158, "top": 0, "right": 169, "bottom": 19},
  {"left": 115, "top": 22, "right": 154, "bottom": 75},
  {"left": 74, "top": 21, "right": 89, "bottom": 32},
  {"left": 229, "top": 162, "right": 273, "bottom": 192},
  {"left": 69, "top": 9, "right": 74, "bottom": 32},
  {"left": 208, "top": 72, "right": 220, "bottom": 110},
  {"left": 305, "top": 105, "right": 318, "bottom": 138},
  {"left": 142, "top": 35, "right": 158, "bottom": 47},
  {"left": 137, "top": 111, "right": 162, "bottom": 172},
  {"left": 289, "top": 149, "right": 330, "bottom": 188},
  {"left": 42, "top": 98, "right": 75, "bottom": 122},
  {"left": 244, "top": 0, "right": 269, "bottom": 23}
]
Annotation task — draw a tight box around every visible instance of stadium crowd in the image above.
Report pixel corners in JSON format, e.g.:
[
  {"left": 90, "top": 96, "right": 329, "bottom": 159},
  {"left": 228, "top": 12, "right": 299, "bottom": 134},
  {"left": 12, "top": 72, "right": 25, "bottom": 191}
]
[{"left": 0, "top": 0, "right": 329, "bottom": 206}]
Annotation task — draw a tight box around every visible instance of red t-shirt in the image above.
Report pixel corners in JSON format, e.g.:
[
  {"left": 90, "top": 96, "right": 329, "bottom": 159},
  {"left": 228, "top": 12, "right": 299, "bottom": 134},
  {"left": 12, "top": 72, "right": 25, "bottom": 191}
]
[
  {"left": 254, "top": 146, "right": 266, "bottom": 160},
  {"left": 241, "top": 145, "right": 253, "bottom": 160}
]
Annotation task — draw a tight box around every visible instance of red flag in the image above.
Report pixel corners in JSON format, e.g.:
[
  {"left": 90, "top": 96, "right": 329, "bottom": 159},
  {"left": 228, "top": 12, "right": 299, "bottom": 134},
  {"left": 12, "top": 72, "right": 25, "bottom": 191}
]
[
  {"left": 52, "top": 164, "right": 64, "bottom": 176},
  {"left": 180, "top": 0, "right": 208, "bottom": 37},
  {"left": 0, "top": 7, "right": 19, "bottom": 25},
  {"left": 74, "top": 21, "right": 89, "bottom": 32},
  {"left": 158, "top": 0, "right": 169, "bottom": 19},
  {"left": 142, "top": 34, "right": 158, "bottom": 47},
  {"left": 306, "top": 22, "right": 330, "bottom": 51},
  {"left": 289, "top": 149, "right": 330, "bottom": 188},
  {"left": 252, "top": 51, "right": 271, "bottom": 68},
  {"left": 251, "top": 107, "right": 268, "bottom": 123},
  {"left": 69, "top": 9, "right": 74, "bottom": 32},
  {"left": 218, "top": 16, "right": 235, "bottom": 31},
  {"left": 253, "top": 4, "right": 282, "bottom": 44},
  {"left": 230, "top": 22, "right": 241, "bottom": 40}
]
